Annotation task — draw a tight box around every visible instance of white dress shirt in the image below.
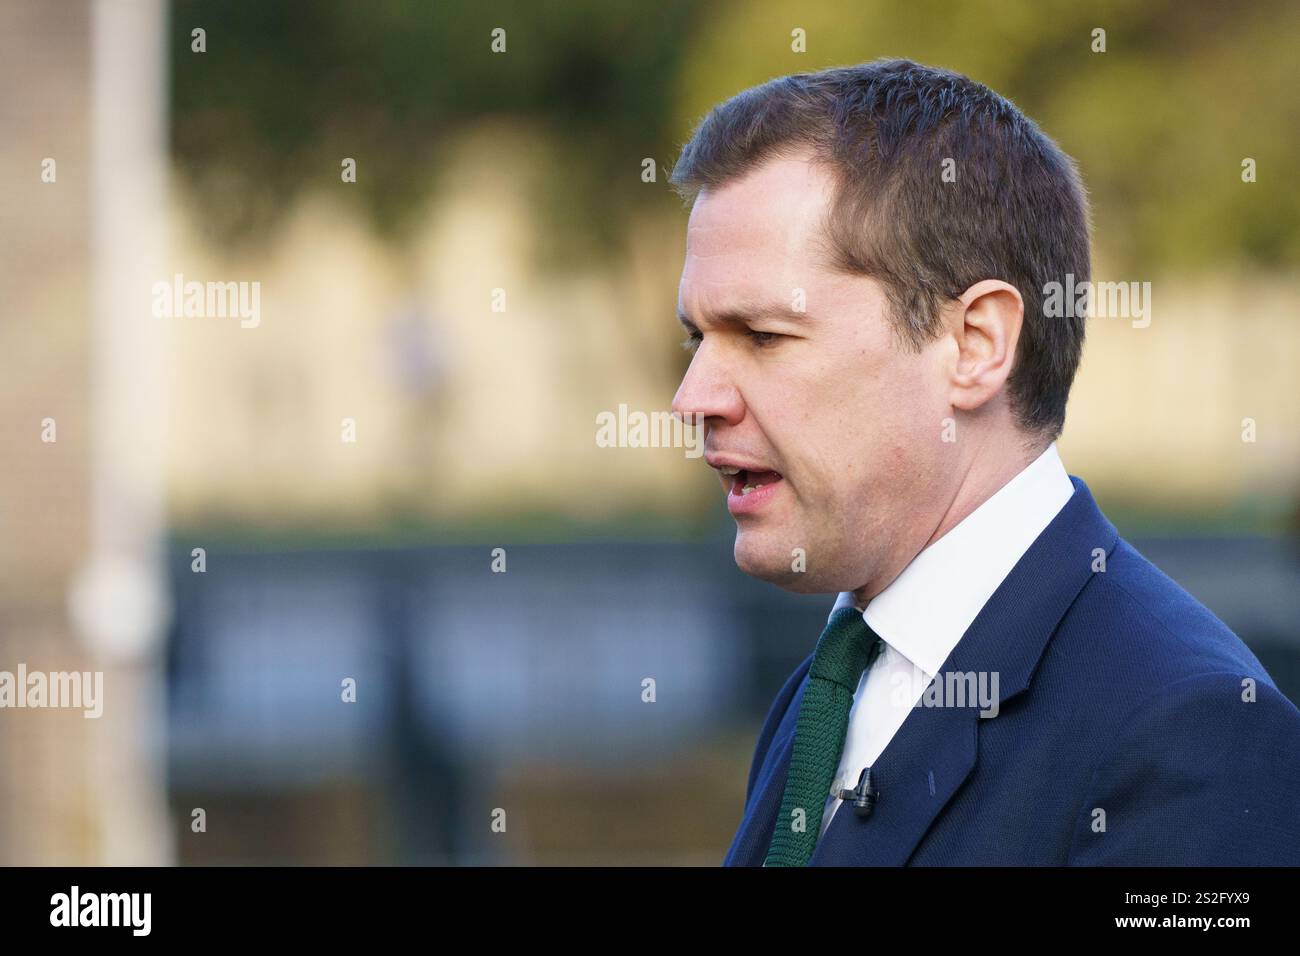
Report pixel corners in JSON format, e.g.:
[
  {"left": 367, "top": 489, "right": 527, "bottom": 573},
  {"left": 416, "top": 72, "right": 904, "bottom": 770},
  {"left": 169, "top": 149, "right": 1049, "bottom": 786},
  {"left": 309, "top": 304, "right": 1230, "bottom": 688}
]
[{"left": 816, "top": 442, "right": 1075, "bottom": 839}]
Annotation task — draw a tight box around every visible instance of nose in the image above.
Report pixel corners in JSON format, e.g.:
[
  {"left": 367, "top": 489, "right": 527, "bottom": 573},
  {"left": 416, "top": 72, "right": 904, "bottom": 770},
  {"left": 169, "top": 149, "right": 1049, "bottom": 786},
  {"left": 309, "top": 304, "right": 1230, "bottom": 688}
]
[{"left": 671, "top": 346, "right": 744, "bottom": 427}]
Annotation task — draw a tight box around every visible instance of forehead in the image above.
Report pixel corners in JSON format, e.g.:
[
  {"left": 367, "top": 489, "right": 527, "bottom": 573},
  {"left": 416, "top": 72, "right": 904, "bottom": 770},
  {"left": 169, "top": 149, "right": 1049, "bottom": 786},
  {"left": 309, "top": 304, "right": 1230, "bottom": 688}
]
[{"left": 679, "top": 153, "right": 837, "bottom": 313}]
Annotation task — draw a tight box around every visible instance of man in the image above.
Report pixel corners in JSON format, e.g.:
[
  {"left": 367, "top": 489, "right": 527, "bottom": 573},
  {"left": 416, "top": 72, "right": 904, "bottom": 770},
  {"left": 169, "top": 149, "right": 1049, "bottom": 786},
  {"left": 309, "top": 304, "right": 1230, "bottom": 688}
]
[{"left": 668, "top": 59, "right": 1300, "bottom": 866}]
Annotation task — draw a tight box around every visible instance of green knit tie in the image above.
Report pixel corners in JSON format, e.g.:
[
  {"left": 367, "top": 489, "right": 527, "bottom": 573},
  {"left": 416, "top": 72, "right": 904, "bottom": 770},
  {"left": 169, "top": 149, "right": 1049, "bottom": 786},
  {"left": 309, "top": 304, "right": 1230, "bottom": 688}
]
[{"left": 764, "top": 606, "right": 883, "bottom": 867}]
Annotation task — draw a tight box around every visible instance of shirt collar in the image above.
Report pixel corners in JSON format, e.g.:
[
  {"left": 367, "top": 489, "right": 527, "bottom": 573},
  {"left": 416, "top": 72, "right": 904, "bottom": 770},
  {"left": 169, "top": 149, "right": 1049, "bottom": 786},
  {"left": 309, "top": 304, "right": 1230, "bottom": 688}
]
[{"left": 830, "top": 442, "right": 1075, "bottom": 677}]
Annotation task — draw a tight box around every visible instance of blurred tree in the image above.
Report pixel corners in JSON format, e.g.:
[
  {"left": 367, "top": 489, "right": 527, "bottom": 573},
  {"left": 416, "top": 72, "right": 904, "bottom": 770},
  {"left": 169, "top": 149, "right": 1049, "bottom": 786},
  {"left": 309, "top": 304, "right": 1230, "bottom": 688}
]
[
  {"left": 171, "top": 0, "right": 1300, "bottom": 273},
  {"left": 171, "top": 0, "right": 698, "bottom": 265}
]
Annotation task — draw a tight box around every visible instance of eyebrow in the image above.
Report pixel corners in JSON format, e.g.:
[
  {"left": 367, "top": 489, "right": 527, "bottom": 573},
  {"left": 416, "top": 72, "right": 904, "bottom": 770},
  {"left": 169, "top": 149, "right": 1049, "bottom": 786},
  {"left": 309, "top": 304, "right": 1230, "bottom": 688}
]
[{"left": 676, "top": 301, "right": 813, "bottom": 330}]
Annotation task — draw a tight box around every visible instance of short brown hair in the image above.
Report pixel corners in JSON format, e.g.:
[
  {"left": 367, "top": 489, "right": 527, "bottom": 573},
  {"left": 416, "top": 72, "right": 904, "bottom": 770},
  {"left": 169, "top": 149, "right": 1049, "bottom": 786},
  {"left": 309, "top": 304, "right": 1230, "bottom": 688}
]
[{"left": 670, "top": 59, "right": 1091, "bottom": 440}]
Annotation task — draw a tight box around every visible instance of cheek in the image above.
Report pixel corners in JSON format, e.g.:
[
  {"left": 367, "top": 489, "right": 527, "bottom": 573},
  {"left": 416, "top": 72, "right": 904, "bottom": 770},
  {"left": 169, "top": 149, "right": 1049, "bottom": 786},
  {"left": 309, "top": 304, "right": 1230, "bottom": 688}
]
[
  {"left": 863, "top": 346, "right": 944, "bottom": 438},
  {"left": 773, "top": 333, "right": 935, "bottom": 495},
  {"left": 794, "top": 356, "right": 934, "bottom": 501}
]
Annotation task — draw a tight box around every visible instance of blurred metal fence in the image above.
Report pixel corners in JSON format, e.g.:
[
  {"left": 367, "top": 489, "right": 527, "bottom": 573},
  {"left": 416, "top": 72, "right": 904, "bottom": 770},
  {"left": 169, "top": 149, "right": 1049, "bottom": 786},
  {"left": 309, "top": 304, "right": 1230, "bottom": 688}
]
[{"left": 164, "top": 533, "right": 1300, "bottom": 862}]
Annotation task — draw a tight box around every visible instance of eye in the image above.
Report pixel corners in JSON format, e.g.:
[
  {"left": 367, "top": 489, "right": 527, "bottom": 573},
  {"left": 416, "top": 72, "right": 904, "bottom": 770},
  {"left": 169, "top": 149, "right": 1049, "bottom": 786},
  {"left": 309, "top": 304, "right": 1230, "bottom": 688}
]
[
  {"left": 681, "top": 329, "right": 703, "bottom": 352},
  {"left": 748, "top": 330, "right": 780, "bottom": 347}
]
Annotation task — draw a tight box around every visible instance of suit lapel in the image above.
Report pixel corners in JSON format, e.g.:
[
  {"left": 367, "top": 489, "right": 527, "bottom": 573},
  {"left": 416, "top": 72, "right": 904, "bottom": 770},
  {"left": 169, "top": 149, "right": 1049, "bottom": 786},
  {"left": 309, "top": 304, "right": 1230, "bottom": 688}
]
[
  {"left": 729, "top": 476, "right": 1118, "bottom": 867},
  {"left": 808, "top": 654, "right": 979, "bottom": 865}
]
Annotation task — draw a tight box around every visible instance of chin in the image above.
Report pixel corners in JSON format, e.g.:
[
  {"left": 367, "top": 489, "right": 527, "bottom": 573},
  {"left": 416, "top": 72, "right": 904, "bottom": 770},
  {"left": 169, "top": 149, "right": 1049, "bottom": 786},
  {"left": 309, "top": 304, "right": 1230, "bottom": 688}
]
[{"left": 733, "top": 531, "right": 825, "bottom": 594}]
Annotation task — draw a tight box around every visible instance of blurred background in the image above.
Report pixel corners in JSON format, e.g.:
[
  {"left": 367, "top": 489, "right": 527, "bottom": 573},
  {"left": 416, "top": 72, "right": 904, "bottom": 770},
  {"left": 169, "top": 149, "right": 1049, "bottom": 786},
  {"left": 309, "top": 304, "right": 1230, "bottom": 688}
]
[{"left": 1, "top": 0, "right": 1297, "bottom": 865}]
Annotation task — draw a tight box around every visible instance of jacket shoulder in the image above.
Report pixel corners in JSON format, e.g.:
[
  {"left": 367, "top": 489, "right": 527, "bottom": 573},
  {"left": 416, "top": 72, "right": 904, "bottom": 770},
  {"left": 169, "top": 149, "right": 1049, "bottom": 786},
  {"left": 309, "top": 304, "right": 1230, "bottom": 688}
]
[
  {"left": 1059, "top": 537, "right": 1300, "bottom": 862},
  {"left": 1077, "top": 536, "right": 1276, "bottom": 686}
]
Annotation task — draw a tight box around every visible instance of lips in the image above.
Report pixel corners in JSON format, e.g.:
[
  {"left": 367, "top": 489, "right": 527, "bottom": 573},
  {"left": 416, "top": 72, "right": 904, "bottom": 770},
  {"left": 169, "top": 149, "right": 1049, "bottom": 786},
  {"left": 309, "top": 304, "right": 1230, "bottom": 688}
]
[{"left": 705, "top": 455, "right": 785, "bottom": 515}]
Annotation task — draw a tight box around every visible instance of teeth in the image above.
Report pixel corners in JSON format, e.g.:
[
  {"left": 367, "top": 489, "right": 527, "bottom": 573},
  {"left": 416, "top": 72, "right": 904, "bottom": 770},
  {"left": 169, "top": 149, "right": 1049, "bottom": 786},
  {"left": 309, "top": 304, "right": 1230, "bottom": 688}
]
[
  {"left": 741, "top": 485, "right": 756, "bottom": 495},
  {"left": 719, "top": 466, "right": 741, "bottom": 476}
]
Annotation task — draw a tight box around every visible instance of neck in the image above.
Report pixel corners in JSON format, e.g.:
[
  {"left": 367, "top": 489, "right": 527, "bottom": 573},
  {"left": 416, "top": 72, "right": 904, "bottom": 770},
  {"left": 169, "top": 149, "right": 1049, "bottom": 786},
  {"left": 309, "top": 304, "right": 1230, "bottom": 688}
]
[{"left": 850, "top": 436, "right": 1050, "bottom": 608}]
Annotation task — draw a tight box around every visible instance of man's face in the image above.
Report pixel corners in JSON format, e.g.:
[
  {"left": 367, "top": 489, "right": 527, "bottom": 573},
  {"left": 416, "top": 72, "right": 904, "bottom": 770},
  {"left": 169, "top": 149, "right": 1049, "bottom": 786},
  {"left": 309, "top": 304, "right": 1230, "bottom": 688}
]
[{"left": 672, "top": 152, "right": 955, "bottom": 595}]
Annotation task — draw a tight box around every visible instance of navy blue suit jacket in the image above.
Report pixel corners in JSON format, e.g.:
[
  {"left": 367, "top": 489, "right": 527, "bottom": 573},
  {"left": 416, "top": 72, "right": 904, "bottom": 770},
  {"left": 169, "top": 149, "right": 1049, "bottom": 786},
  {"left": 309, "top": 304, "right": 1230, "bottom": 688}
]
[{"left": 724, "top": 476, "right": 1300, "bottom": 865}]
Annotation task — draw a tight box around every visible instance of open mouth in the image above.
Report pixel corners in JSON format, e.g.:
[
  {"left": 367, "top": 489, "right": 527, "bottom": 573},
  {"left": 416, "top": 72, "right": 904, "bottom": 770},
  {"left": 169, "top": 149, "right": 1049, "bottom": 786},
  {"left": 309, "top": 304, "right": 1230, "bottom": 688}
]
[{"left": 719, "top": 466, "right": 783, "bottom": 496}]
